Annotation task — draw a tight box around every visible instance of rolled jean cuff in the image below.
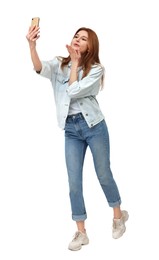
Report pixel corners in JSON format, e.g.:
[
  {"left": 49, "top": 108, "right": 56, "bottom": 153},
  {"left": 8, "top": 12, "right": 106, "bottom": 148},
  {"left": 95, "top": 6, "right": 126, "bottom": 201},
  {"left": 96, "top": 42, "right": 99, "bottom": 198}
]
[
  {"left": 109, "top": 199, "right": 122, "bottom": 208},
  {"left": 72, "top": 213, "right": 87, "bottom": 221}
]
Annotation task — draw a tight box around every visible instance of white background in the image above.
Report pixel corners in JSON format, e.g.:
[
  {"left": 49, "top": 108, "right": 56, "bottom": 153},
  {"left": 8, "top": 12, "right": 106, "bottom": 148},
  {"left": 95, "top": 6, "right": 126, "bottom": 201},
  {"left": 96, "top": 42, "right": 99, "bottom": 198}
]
[{"left": 0, "top": 0, "right": 159, "bottom": 259}]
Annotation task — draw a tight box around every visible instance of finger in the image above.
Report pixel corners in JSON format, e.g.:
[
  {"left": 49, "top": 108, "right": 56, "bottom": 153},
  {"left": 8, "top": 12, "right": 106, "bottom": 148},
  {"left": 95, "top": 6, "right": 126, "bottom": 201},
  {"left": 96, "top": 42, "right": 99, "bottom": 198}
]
[
  {"left": 29, "top": 26, "right": 40, "bottom": 35},
  {"left": 66, "top": 44, "right": 72, "bottom": 51},
  {"left": 29, "top": 29, "right": 40, "bottom": 40},
  {"left": 32, "top": 35, "right": 40, "bottom": 42}
]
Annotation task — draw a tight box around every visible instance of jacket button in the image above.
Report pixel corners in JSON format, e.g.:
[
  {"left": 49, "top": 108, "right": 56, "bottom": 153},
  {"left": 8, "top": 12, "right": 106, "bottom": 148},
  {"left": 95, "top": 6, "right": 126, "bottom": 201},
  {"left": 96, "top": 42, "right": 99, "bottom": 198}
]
[
  {"left": 85, "top": 113, "right": 88, "bottom": 116},
  {"left": 80, "top": 102, "right": 83, "bottom": 105}
]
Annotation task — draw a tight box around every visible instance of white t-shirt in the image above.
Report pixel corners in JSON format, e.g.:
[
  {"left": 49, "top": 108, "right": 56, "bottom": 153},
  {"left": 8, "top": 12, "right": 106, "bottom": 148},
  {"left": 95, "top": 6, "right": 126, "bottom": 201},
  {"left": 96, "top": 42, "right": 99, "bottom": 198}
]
[{"left": 68, "top": 98, "right": 81, "bottom": 115}]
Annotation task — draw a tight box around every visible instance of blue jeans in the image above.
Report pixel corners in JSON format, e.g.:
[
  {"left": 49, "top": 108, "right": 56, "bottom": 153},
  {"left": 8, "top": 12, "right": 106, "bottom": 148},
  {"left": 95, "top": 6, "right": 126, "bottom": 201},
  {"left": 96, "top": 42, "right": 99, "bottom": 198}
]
[{"left": 65, "top": 113, "right": 121, "bottom": 221}]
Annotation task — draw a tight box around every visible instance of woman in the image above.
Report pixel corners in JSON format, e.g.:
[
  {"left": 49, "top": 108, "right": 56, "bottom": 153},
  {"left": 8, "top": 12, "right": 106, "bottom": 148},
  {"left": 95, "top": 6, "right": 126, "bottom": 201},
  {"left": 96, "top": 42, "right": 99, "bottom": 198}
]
[{"left": 26, "top": 25, "right": 129, "bottom": 251}]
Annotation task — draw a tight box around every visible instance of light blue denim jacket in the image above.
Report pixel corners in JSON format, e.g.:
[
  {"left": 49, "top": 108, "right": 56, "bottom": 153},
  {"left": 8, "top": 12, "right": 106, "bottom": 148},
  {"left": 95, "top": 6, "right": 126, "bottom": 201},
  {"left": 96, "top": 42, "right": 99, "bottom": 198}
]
[{"left": 38, "top": 56, "right": 105, "bottom": 129}]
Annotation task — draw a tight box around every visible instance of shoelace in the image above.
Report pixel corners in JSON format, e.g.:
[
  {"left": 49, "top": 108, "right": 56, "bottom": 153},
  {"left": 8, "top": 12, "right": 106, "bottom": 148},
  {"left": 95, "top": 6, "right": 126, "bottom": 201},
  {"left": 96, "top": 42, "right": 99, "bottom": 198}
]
[
  {"left": 72, "top": 231, "right": 81, "bottom": 241},
  {"left": 113, "top": 219, "right": 123, "bottom": 229}
]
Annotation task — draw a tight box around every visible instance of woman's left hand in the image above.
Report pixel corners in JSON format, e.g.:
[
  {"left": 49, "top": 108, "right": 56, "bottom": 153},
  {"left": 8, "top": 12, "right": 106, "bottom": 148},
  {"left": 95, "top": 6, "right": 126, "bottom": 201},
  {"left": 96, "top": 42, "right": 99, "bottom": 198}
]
[{"left": 66, "top": 45, "right": 81, "bottom": 63}]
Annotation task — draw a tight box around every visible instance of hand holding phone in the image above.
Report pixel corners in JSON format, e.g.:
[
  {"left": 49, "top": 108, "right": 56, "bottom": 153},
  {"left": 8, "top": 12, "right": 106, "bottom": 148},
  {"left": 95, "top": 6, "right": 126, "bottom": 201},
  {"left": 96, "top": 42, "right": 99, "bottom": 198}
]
[{"left": 28, "top": 17, "right": 40, "bottom": 41}]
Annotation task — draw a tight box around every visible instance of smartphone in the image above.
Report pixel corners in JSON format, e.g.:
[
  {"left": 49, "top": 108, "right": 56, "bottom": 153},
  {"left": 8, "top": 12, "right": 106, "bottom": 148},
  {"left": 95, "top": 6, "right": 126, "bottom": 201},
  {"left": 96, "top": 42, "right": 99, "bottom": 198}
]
[{"left": 31, "top": 17, "right": 40, "bottom": 27}]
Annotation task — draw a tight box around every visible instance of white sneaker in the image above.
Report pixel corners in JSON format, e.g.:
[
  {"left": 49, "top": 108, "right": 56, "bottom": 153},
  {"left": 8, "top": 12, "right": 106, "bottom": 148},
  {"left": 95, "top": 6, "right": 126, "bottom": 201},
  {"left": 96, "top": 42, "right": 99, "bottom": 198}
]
[
  {"left": 68, "top": 231, "right": 89, "bottom": 251},
  {"left": 112, "top": 210, "right": 129, "bottom": 239}
]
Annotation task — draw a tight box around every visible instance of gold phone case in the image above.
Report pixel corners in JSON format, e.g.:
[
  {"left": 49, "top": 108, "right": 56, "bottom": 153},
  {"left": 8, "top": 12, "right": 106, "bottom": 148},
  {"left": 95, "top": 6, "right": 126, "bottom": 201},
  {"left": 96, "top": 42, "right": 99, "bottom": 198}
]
[{"left": 31, "top": 17, "right": 40, "bottom": 27}]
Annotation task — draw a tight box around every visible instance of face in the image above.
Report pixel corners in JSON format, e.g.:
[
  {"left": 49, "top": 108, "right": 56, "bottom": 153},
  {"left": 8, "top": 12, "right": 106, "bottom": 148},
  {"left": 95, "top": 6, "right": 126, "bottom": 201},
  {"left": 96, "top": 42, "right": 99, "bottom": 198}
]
[{"left": 71, "top": 30, "right": 89, "bottom": 54}]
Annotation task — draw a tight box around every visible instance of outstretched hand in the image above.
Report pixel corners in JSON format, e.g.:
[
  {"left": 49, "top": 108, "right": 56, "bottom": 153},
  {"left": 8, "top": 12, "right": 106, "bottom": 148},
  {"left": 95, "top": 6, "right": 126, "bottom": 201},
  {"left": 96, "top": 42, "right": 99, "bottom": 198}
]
[
  {"left": 66, "top": 44, "right": 81, "bottom": 64},
  {"left": 26, "top": 26, "right": 40, "bottom": 45}
]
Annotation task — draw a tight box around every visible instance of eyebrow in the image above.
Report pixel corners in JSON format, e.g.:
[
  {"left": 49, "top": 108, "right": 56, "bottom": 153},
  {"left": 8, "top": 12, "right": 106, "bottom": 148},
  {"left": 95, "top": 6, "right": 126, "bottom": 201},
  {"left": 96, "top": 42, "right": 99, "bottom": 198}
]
[{"left": 75, "top": 33, "right": 88, "bottom": 39}]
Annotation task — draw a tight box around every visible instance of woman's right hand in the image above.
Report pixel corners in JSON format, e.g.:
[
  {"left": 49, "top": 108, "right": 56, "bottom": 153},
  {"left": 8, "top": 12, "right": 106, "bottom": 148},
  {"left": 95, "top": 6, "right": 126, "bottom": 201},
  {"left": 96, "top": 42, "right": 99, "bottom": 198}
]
[{"left": 26, "top": 26, "right": 40, "bottom": 47}]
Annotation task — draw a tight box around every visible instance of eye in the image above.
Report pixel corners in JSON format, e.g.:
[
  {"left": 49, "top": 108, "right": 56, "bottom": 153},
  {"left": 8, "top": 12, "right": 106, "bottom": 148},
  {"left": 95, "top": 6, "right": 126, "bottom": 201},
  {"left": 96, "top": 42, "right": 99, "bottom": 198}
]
[{"left": 82, "top": 37, "right": 87, "bottom": 41}]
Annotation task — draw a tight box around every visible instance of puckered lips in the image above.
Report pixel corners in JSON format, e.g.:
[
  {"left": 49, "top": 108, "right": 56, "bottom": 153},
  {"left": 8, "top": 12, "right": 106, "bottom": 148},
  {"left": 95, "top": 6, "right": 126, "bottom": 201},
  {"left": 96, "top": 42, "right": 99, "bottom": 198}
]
[{"left": 73, "top": 43, "right": 80, "bottom": 48}]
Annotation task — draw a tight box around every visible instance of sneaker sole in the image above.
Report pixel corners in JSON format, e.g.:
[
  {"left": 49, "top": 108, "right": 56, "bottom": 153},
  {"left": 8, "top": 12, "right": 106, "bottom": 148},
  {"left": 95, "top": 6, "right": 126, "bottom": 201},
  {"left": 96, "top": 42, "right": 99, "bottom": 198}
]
[
  {"left": 68, "top": 241, "right": 89, "bottom": 251},
  {"left": 68, "top": 245, "right": 82, "bottom": 251}
]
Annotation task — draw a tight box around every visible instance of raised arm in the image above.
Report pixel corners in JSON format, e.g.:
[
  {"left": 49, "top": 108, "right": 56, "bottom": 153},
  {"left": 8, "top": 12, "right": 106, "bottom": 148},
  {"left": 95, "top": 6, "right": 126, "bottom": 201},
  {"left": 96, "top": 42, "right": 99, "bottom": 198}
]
[
  {"left": 26, "top": 26, "right": 42, "bottom": 72},
  {"left": 66, "top": 44, "right": 81, "bottom": 85}
]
